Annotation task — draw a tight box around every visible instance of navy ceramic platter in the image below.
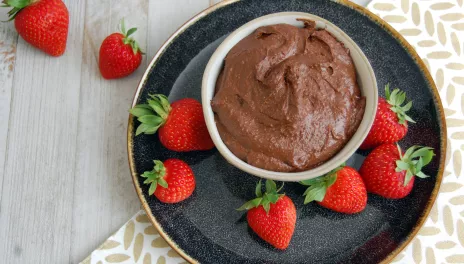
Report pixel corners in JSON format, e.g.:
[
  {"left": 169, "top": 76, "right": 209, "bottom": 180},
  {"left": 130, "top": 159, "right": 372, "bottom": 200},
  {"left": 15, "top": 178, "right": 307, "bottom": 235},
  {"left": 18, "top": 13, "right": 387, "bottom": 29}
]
[{"left": 128, "top": 0, "right": 446, "bottom": 263}]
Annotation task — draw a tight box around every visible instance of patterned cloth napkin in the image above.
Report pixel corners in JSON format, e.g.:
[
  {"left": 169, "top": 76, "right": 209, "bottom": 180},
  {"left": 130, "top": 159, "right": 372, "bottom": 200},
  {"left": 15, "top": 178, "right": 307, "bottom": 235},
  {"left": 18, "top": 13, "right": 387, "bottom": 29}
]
[{"left": 81, "top": 0, "right": 464, "bottom": 263}]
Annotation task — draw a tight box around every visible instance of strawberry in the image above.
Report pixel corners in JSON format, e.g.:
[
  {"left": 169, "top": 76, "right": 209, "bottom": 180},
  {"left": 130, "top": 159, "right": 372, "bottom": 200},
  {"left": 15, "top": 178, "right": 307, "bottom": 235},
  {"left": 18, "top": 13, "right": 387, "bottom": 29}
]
[
  {"left": 300, "top": 165, "right": 367, "bottom": 214},
  {"left": 130, "top": 94, "right": 214, "bottom": 152},
  {"left": 141, "top": 159, "right": 195, "bottom": 203},
  {"left": 3, "top": 0, "right": 69, "bottom": 56},
  {"left": 99, "top": 19, "right": 143, "bottom": 79},
  {"left": 360, "top": 84, "right": 415, "bottom": 150},
  {"left": 238, "top": 180, "right": 296, "bottom": 250},
  {"left": 359, "top": 144, "right": 435, "bottom": 199}
]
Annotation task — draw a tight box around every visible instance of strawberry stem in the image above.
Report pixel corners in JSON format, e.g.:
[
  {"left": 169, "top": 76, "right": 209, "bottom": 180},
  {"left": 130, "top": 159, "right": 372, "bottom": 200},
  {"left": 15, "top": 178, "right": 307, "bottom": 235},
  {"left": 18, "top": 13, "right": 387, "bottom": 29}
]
[
  {"left": 237, "top": 180, "right": 284, "bottom": 214},
  {"left": 300, "top": 163, "right": 345, "bottom": 204},
  {"left": 141, "top": 160, "right": 169, "bottom": 195},
  {"left": 385, "top": 83, "right": 415, "bottom": 126},
  {"left": 129, "top": 94, "right": 171, "bottom": 136},
  {"left": 395, "top": 144, "right": 435, "bottom": 186},
  {"left": 119, "top": 18, "right": 144, "bottom": 55}
]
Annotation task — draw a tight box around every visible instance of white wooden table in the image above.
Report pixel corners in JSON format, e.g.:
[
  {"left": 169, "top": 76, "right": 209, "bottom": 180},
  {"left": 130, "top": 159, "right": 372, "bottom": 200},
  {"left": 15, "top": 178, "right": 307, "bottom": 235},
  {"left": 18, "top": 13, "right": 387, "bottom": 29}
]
[{"left": 0, "top": 0, "right": 370, "bottom": 263}]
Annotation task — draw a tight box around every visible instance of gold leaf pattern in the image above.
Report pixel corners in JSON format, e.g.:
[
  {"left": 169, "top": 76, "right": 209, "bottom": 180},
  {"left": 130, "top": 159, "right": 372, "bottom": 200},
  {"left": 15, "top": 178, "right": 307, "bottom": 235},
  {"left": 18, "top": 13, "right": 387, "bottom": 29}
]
[
  {"left": 446, "top": 62, "right": 464, "bottom": 69},
  {"left": 383, "top": 15, "right": 408, "bottom": 23},
  {"left": 458, "top": 220, "right": 464, "bottom": 247},
  {"left": 124, "top": 220, "right": 135, "bottom": 250},
  {"left": 435, "top": 241, "right": 457, "bottom": 249},
  {"left": 101, "top": 240, "right": 121, "bottom": 250},
  {"left": 97, "top": 261, "right": 102, "bottom": 264},
  {"left": 392, "top": 253, "right": 405, "bottom": 263},
  {"left": 436, "top": 68, "right": 444, "bottom": 89},
  {"left": 105, "top": 254, "right": 131, "bottom": 263},
  {"left": 440, "top": 182, "right": 463, "bottom": 192},
  {"left": 443, "top": 205, "right": 454, "bottom": 235},
  {"left": 373, "top": 3, "right": 396, "bottom": 11},
  {"left": 450, "top": 195, "right": 464, "bottom": 205},
  {"left": 452, "top": 76, "right": 464, "bottom": 85},
  {"left": 143, "top": 253, "right": 151, "bottom": 264},
  {"left": 419, "top": 226, "right": 441, "bottom": 236},
  {"left": 461, "top": 210, "right": 464, "bottom": 217},
  {"left": 445, "top": 108, "right": 456, "bottom": 116},
  {"left": 454, "top": 150, "right": 462, "bottom": 177},
  {"left": 136, "top": 214, "right": 150, "bottom": 223},
  {"left": 413, "top": 239, "right": 422, "bottom": 264},
  {"left": 412, "top": 2, "right": 420, "bottom": 25},
  {"left": 425, "top": 11, "right": 435, "bottom": 35},
  {"left": 438, "top": 22, "right": 447, "bottom": 45},
  {"left": 134, "top": 233, "right": 144, "bottom": 262},
  {"left": 447, "top": 83, "right": 455, "bottom": 104},
  {"left": 418, "top": 40, "right": 436, "bottom": 47},
  {"left": 430, "top": 202, "right": 439, "bottom": 223},
  {"left": 427, "top": 51, "right": 452, "bottom": 59},
  {"left": 440, "top": 13, "right": 464, "bottom": 21},
  {"left": 462, "top": 94, "right": 464, "bottom": 115},
  {"left": 167, "top": 249, "right": 181, "bottom": 258},
  {"left": 451, "top": 132, "right": 464, "bottom": 139},
  {"left": 399, "top": 28, "right": 422, "bottom": 36},
  {"left": 451, "top": 32, "right": 461, "bottom": 55},
  {"left": 151, "top": 237, "right": 169, "bottom": 248},
  {"left": 426, "top": 247, "right": 436, "bottom": 264},
  {"left": 444, "top": 170, "right": 452, "bottom": 177},
  {"left": 431, "top": 2, "right": 455, "bottom": 10},
  {"left": 156, "top": 256, "right": 166, "bottom": 264},
  {"left": 446, "top": 138, "right": 452, "bottom": 166},
  {"left": 402, "top": 0, "right": 410, "bottom": 13},
  {"left": 452, "top": 23, "right": 464, "bottom": 30},
  {"left": 447, "top": 118, "right": 464, "bottom": 127},
  {"left": 446, "top": 254, "right": 464, "bottom": 263},
  {"left": 144, "top": 226, "right": 159, "bottom": 235},
  {"left": 423, "top": 58, "right": 431, "bottom": 72}
]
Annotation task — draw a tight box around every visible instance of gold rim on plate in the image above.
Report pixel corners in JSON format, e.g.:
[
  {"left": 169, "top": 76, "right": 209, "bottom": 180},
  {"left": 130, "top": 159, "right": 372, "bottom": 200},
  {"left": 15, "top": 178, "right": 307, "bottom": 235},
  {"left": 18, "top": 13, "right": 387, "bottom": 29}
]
[{"left": 127, "top": 0, "right": 447, "bottom": 263}]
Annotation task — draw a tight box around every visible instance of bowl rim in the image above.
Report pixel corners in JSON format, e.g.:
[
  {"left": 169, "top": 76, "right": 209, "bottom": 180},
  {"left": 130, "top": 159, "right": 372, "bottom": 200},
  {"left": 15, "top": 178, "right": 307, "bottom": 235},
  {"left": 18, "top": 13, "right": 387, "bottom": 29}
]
[
  {"left": 201, "top": 11, "right": 378, "bottom": 182},
  {"left": 127, "top": 1, "right": 447, "bottom": 264}
]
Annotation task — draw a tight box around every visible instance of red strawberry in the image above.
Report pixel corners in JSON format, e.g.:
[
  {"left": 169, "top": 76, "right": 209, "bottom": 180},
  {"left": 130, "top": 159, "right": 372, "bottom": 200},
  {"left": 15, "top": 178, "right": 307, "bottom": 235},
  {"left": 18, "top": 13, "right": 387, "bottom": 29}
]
[
  {"left": 238, "top": 180, "right": 296, "bottom": 250},
  {"left": 3, "top": 0, "right": 69, "bottom": 56},
  {"left": 359, "top": 144, "right": 435, "bottom": 199},
  {"left": 130, "top": 94, "right": 214, "bottom": 152},
  {"left": 141, "top": 159, "right": 195, "bottom": 203},
  {"left": 99, "top": 19, "right": 143, "bottom": 79},
  {"left": 300, "top": 165, "right": 367, "bottom": 214},
  {"left": 360, "top": 84, "right": 415, "bottom": 150}
]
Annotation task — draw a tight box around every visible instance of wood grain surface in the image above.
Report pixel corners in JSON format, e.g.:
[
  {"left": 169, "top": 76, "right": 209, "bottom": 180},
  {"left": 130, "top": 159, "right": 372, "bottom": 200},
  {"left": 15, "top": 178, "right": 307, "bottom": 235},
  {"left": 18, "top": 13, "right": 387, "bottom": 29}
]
[{"left": 0, "top": 0, "right": 369, "bottom": 263}]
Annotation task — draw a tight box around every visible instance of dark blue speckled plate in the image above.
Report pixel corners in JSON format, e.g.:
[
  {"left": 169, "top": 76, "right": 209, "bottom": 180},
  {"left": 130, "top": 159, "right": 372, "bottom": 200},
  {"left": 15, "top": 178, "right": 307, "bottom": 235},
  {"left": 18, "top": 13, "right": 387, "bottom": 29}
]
[{"left": 128, "top": 0, "right": 446, "bottom": 263}]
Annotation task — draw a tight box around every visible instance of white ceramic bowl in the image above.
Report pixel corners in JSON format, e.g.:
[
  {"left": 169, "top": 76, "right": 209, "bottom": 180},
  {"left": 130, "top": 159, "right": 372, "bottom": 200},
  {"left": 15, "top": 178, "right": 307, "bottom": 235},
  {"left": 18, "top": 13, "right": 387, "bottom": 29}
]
[{"left": 202, "top": 12, "right": 378, "bottom": 182}]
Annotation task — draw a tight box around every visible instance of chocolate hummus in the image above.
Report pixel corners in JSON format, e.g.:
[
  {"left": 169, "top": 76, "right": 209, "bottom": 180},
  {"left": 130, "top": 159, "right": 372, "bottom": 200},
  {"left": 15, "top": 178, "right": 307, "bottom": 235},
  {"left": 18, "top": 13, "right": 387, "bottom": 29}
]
[{"left": 211, "top": 21, "right": 365, "bottom": 172}]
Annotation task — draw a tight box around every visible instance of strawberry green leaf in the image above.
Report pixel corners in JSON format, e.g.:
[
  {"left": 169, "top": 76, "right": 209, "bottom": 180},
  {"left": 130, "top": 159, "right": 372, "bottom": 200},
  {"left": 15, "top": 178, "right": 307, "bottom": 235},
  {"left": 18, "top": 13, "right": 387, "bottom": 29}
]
[
  {"left": 2, "top": 0, "right": 32, "bottom": 20},
  {"left": 255, "top": 180, "right": 262, "bottom": 198},
  {"left": 304, "top": 186, "right": 327, "bottom": 204},
  {"left": 120, "top": 18, "right": 127, "bottom": 35},
  {"left": 141, "top": 160, "right": 169, "bottom": 196},
  {"left": 237, "top": 180, "right": 283, "bottom": 214},
  {"left": 148, "top": 183, "right": 157, "bottom": 195},
  {"left": 265, "top": 179, "right": 276, "bottom": 193},
  {"left": 130, "top": 106, "right": 154, "bottom": 118},
  {"left": 138, "top": 115, "right": 164, "bottom": 126},
  {"left": 396, "top": 145, "right": 435, "bottom": 186},
  {"left": 158, "top": 178, "right": 168, "bottom": 188},
  {"left": 301, "top": 164, "right": 343, "bottom": 205},
  {"left": 135, "top": 123, "right": 151, "bottom": 136},
  {"left": 126, "top": 27, "right": 137, "bottom": 37},
  {"left": 385, "top": 84, "right": 414, "bottom": 126}
]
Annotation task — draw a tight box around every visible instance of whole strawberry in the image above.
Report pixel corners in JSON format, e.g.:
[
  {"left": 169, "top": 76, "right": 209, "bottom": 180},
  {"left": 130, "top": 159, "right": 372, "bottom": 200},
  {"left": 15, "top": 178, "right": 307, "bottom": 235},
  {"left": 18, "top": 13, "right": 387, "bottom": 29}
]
[
  {"left": 130, "top": 94, "right": 214, "bottom": 152},
  {"left": 238, "top": 180, "right": 296, "bottom": 250},
  {"left": 141, "top": 159, "right": 195, "bottom": 203},
  {"left": 99, "top": 19, "right": 143, "bottom": 79},
  {"left": 360, "top": 144, "right": 435, "bottom": 199},
  {"left": 300, "top": 165, "right": 367, "bottom": 214},
  {"left": 3, "top": 0, "right": 69, "bottom": 56},
  {"left": 360, "top": 84, "right": 415, "bottom": 150}
]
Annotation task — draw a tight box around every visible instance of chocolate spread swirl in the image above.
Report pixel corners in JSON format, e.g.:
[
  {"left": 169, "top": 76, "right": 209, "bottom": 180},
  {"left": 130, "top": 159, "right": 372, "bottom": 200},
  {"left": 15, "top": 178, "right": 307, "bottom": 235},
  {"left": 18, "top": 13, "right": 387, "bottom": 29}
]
[{"left": 211, "top": 21, "right": 365, "bottom": 172}]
